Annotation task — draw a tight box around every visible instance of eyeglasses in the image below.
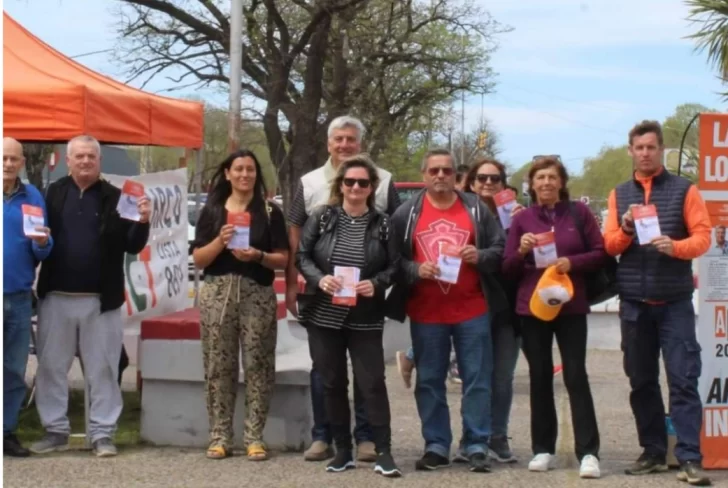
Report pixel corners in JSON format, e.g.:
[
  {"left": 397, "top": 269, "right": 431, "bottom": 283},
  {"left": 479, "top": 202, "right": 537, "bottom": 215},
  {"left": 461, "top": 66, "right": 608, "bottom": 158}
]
[
  {"left": 343, "top": 178, "right": 371, "bottom": 188},
  {"left": 427, "top": 167, "right": 454, "bottom": 177},
  {"left": 475, "top": 174, "right": 502, "bottom": 184}
]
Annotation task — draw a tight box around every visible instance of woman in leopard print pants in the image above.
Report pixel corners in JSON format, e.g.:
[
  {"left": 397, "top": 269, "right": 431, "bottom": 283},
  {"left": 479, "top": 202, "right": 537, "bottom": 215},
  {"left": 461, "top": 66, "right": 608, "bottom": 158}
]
[{"left": 191, "top": 150, "right": 289, "bottom": 461}]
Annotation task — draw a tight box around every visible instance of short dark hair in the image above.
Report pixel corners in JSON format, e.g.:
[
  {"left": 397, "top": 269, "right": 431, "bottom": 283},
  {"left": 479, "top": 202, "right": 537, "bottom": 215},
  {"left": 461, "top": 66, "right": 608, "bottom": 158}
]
[
  {"left": 455, "top": 164, "right": 470, "bottom": 183},
  {"left": 527, "top": 156, "right": 570, "bottom": 203},
  {"left": 421, "top": 149, "right": 453, "bottom": 172},
  {"left": 629, "top": 120, "right": 664, "bottom": 146}
]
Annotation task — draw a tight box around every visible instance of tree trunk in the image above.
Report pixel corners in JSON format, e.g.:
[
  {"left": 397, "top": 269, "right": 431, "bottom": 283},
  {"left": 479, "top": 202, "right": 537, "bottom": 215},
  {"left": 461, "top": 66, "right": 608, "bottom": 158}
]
[
  {"left": 24, "top": 144, "right": 53, "bottom": 192},
  {"left": 284, "top": 14, "right": 333, "bottom": 212}
]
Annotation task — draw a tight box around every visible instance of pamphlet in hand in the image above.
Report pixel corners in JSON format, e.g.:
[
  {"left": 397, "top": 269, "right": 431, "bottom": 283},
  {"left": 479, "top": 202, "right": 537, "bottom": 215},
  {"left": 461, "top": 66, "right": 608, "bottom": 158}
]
[
  {"left": 633, "top": 204, "right": 661, "bottom": 245},
  {"left": 437, "top": 242, "right": 462, "bottom": 284},
  {"left": 494, "top": 189, "right": 517, "bottom": 230},
  {"left": 332, "top": 266, "right": 360, "bottom": 306},
  {"left": 116, "top": 180, "right": 145, "bottom": 221},
  {"left": 21, "top": 204, "right": 45, "bottom": 237},
  {"left": 227, "top": 212, "right": 251, "bottom": 249},
  {"left": 533, "top": 231, "right": 558, "bottom": 268}
]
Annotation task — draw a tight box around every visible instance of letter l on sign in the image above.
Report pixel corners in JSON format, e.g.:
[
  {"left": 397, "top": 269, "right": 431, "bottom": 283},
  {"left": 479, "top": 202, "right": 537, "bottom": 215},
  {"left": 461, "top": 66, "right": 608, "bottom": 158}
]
[{"left": 715, "top": 121, "right": 728, "bottom": 148}]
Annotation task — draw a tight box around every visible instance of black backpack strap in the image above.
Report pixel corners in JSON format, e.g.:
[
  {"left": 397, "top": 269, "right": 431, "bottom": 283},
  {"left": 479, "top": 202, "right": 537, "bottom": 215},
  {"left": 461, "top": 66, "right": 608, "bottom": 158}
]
[
  {"left": 378, "top": 214, "right": 390, "bottom": 243},
  {"left": 318, "top": 205, "right": 334, "bottom": 235},
  {"left": 568, "top": 201, "right": 591, "bottom": 251}
]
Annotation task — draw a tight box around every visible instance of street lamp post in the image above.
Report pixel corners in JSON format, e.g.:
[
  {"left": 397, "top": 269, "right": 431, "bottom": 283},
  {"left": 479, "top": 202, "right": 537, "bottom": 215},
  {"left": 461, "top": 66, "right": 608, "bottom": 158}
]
[{"left": 228, "top": 0, "right": 243, "bottom": 153}]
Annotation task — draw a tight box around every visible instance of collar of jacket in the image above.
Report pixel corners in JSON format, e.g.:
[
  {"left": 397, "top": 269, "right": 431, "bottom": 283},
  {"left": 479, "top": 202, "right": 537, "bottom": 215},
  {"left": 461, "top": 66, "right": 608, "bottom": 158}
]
[{"left": 630, "top": 166, "right": 670, "bottom": 187}]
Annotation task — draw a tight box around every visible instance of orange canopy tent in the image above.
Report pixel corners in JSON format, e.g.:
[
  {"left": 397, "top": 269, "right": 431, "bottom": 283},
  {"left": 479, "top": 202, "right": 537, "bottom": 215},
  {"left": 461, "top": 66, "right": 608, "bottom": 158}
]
[{"left": 2, "top": 12, "right": 204, "bottom": 148}]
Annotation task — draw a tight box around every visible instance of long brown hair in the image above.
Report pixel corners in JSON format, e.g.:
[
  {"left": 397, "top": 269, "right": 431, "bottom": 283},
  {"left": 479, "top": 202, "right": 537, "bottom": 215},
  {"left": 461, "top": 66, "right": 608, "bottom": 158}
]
[
  {"left": 328, "top": 154, "right": 380, "bottom": 209},
  {"left": 527, "top": 157, "right": 570, "bottom": 203}
]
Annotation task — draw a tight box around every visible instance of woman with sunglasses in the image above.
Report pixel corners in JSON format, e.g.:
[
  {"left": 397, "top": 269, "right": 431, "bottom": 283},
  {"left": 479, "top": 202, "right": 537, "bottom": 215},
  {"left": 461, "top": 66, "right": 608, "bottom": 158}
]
[
  {"left": 191, "top": 150, "right": 289, "bottom": 461},
  {"left": 452, "top": 159, "right": 524, "bottom": 464},
  {"left": 296, "top": 154, "right": 401, "bottom": 477}
]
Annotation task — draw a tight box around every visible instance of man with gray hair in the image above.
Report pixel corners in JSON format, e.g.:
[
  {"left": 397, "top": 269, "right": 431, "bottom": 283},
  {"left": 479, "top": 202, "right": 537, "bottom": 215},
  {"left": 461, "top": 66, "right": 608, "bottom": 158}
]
[
  {"left": 286, "top": 115, "right": 400, "bottom": 462},
  {"left": 30, "top": 135, "right": 151, "bottom": 457}
]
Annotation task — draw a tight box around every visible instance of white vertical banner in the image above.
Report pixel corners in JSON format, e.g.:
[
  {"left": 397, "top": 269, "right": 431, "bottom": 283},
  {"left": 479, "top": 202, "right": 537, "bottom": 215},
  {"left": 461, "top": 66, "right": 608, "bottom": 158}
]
[
  {"left": 696, "top": 113, "right": 728, "bottom": 469},
  {"left": 106, "top": 168, "right": 189, "bottom": 326}
]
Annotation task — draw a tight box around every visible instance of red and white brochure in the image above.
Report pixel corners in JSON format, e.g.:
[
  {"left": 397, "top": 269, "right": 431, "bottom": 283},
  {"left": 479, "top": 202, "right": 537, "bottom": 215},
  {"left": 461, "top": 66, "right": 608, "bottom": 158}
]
[
  {"left": 332, "top": 266, "right": 360, "bottom": 306},
  {"left": 533, "top": 231, "right": 557, "bottom": 268},
  {"left": 21, "top": 204, "right": 45, "bottom": 237},
  {"left": 633, "top": 204, "right": 661, "bottom": 245},
  {"left": 227, "top": 212, "right": 251, "bottom": 249},
  {"left": 494, "top": 189, "right": 517, "bottom": 229},
  {"left": 117, "top": 180, "right": 145, "bottom": 221},
  {"left": 437, "top": 242, "right": 462, "bottom": 284}
]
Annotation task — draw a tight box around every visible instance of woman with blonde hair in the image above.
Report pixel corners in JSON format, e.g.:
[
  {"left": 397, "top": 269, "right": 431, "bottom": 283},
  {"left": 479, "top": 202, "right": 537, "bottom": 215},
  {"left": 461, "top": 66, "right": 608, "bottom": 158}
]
[{"left": 296, "top": 154, "right": 401, "bottom": 477}]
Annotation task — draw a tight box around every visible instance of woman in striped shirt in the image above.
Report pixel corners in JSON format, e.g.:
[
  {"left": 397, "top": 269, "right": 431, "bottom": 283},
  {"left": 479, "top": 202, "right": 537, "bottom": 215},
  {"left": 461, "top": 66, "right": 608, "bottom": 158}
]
[{"left": 296, "top": 155, "right": 401, "bottom": 477}]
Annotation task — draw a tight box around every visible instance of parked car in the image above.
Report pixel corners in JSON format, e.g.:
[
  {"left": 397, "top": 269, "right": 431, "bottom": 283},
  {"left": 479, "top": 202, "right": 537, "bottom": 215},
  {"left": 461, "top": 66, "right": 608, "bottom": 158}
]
[{"left": 394, "top": 181, "right": 425, "bottom": 203}]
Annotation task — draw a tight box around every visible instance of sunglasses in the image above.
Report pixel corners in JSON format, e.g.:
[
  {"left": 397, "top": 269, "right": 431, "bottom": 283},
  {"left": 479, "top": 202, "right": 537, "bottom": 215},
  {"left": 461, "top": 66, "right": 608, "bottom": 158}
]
[
  {"left": 475, "top": 174, "right": 502, "bottom": 184},
  {"left": 343, "top": 178, "right": 371, "bottom": 188},
  {"left": 427, "top": 167, "right": 454, "bottom": 177}
]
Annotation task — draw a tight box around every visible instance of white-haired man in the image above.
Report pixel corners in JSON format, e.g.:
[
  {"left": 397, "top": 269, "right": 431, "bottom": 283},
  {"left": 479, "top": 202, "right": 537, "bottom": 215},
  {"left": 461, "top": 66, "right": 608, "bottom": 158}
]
[
  {"left": 30, "top": 135, "right": 151, "bottom": 457},
  {"left": 286, "top": 115, "right": 400, "bottom": 462}
]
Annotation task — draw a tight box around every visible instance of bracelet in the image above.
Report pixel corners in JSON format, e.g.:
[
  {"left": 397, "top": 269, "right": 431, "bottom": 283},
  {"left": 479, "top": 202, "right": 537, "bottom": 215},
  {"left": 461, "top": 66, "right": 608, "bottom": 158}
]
[{"left": 257, "top": 250, "right": 265, "bottom": 263}]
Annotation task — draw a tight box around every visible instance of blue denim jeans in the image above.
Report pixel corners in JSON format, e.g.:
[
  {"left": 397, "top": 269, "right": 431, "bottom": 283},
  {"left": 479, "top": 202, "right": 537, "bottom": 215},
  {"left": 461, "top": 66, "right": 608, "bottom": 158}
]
[
  {"left": 3, "top": 291, "right": 33, "bottom": 435},
  {"left": 310, "top": 368, "right": 372, "bottom": 444},
  {"left": 411, "top": 313, "right": 493, "bottom": 458},
  {"left": 620, "top": 299, "right": 703, "bottom": 463}
]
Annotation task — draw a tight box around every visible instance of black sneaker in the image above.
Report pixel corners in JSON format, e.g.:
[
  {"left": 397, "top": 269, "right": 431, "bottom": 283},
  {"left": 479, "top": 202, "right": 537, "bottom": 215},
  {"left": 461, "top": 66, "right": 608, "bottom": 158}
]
[
  {"left": 415, "top": 451, "right": 450, "bottom": 471},
  {"left": 374, "top": 451, "right": 402, "bottom": 478},
  {"left": 3, "top": 434, "right": 30, "bottom": 458},
  {"left": 469, "top": 452, "right": 492, "bottom": 472},
  {"left": 624, "top": 452, "right": 669, "bottom": 475},
  {"left": 677, "top": 461, "right": 711, "bottom": 486},
  {"left": 326, "top": 449, "right": 355, "bottom": 473},
  {"left": 489, "top": 435, "right": 517, "bottom": 463}
]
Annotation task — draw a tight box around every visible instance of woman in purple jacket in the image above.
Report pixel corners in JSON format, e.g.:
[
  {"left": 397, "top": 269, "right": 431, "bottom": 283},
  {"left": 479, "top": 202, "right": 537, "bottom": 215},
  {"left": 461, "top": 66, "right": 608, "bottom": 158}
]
[{"left": 502, "top": 157, "right": 607, "bottom": 479}]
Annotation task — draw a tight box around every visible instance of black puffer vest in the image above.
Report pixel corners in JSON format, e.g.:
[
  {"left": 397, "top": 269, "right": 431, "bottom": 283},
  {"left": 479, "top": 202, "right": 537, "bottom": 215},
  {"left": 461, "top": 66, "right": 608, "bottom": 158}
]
[{"left": 615, "top": 170, "right": 694, "bottom": 302}]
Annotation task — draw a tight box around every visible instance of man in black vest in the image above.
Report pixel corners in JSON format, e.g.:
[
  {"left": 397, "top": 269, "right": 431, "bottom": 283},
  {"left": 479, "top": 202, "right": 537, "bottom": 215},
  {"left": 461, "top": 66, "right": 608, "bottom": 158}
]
[{"left": 603, "top": 121, "right": 712, "bottom": 486}]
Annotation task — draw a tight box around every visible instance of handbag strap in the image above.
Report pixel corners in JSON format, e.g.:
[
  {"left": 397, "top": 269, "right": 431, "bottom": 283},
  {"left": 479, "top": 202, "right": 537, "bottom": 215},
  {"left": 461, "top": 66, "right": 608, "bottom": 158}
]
[{"left": 568, "top": 201, "right": 591, "bottom": 252}]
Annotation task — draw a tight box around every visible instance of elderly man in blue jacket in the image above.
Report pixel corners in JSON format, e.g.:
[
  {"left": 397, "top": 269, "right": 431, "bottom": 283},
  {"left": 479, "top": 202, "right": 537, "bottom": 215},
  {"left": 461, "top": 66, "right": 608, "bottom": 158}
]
[{"left": 3, "top": 137, "right": 53, "bottom": 457}]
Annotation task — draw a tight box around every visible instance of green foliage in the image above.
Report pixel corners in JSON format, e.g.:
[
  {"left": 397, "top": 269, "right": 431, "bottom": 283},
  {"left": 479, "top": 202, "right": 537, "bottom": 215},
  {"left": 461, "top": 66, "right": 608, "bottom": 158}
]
[{"left": 686, "top": 0, "right": 728, "bottom": 99}]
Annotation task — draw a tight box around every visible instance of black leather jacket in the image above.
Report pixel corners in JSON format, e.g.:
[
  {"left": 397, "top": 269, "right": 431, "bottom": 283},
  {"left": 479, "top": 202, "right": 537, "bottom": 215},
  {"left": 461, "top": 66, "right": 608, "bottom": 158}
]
[{"left": 296, "top": 205, "right": 400, "bottom": 325}]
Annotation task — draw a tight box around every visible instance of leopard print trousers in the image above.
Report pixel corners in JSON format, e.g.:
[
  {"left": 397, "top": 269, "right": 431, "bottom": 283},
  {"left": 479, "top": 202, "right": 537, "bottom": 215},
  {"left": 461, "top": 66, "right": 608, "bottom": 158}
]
[{"left": 199, "top": 274, "right": 278, "bottom": 449}]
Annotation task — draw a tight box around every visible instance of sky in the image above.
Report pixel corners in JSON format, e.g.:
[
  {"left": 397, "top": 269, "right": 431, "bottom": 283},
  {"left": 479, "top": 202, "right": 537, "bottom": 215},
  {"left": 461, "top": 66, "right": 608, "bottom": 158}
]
[{"left": 4, "top": 0, "right": 727, "bottom": 174}]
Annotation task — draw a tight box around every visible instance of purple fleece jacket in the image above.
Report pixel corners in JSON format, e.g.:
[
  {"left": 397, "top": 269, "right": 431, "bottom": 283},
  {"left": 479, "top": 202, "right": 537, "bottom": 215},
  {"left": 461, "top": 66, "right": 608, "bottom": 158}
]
[{"left": 502, "top": 200, "right": 608, "bottom": 317}]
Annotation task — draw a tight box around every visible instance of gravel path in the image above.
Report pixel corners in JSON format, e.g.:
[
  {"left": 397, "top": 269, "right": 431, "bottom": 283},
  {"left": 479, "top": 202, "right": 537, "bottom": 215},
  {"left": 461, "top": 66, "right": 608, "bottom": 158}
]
[{"left": 5, "top": 349, "right": 727, "bottom": 487}]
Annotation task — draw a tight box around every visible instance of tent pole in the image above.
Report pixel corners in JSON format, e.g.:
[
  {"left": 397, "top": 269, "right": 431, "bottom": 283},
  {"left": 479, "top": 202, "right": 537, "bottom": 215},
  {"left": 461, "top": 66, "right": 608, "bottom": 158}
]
[{"left": 193, "top": 148, "right": 204, "bottom": 307}]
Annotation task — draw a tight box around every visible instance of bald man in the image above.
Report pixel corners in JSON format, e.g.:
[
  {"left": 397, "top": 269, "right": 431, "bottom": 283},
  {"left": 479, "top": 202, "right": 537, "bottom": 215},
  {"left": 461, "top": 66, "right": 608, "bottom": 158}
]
[{"left": 3, "top": 137, "right": 53, "bottom": 457}]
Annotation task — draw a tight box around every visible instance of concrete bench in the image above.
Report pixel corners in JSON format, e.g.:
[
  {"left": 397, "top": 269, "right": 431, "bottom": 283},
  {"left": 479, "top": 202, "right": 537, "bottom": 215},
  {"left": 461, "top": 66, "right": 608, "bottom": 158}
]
[{"left": 139, "top": 306, "right": 314, "bottom": 451}]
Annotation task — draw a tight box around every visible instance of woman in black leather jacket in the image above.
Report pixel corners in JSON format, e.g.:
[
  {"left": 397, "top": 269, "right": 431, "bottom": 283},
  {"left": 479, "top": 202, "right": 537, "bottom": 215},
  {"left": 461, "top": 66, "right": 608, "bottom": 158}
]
[{"left": 296, "top": 154, "right": 401, "bottom": 477}]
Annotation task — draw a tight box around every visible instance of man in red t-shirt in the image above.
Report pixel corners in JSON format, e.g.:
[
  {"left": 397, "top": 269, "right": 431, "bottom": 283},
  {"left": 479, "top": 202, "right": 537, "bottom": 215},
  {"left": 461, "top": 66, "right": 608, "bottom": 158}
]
[{"left": 387, "top": 149, "right": 506, "bottom": 473}]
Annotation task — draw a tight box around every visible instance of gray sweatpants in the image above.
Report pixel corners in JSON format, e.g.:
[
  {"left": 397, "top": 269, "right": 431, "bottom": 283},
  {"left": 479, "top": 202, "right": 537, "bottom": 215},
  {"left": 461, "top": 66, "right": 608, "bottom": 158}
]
[{"left": 35, "top": 294, "right": 123, "bottom": 442}]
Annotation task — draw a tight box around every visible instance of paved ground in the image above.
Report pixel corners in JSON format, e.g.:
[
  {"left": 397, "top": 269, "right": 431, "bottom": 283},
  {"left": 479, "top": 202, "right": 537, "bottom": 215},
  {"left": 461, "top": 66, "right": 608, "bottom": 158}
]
[{"left": 6, "top": 349, "right": 728, "bottom": 487}]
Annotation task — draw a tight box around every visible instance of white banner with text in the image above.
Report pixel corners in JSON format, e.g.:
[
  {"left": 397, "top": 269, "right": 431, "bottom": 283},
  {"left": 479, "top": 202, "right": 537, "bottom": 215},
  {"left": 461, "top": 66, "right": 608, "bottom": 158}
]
[{"left": 106, "top": 168, "right": 189, "bottom": 327}]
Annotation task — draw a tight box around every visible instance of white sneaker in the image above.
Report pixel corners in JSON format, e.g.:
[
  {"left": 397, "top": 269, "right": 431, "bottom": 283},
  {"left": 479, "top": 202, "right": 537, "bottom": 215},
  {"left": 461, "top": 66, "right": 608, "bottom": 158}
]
[
  {"left": 579, "top": 454, "right": 601, "bottom": 479},
  {"left": 528, "top": 453, "right": 555, "bottom": 472}
]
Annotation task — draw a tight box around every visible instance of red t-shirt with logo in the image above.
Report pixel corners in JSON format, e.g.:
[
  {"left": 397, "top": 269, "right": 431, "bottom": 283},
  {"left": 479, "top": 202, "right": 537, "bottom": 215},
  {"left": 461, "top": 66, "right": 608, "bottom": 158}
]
[{"left": 406, "top": 196, "right": 488, "bottom": 324}]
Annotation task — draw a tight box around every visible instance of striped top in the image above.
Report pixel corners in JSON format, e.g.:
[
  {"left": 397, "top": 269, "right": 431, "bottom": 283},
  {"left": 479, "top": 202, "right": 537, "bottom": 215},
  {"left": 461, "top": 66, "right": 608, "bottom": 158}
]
[{"left": 304, "top": 210, "right": 383, "bottom": 331}]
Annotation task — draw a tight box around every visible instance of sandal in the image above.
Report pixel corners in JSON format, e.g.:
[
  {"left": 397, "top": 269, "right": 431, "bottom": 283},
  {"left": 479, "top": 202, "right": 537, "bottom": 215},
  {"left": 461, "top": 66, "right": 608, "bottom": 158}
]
[
  {"left": 247, "top": 442, "right": 268, "bottom": 461},
  {"left": 206, "top": 445, "right": 231, "bottom": 459}
]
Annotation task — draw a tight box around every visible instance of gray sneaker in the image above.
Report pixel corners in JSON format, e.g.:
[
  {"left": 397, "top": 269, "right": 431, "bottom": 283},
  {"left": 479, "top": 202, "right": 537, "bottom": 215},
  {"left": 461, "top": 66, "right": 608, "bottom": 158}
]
[
  {"left": 29, "top": 433, "right": 69, "bottom": 454},
  {"left": 93, "top": 438, "right": 118, "bottom": 458}
]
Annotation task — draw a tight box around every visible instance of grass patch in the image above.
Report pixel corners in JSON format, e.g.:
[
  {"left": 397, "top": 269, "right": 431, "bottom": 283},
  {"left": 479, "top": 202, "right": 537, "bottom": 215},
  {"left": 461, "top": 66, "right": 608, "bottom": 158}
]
[{"left": 16, "top": 390, "right": 142, "bottom": 448}]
